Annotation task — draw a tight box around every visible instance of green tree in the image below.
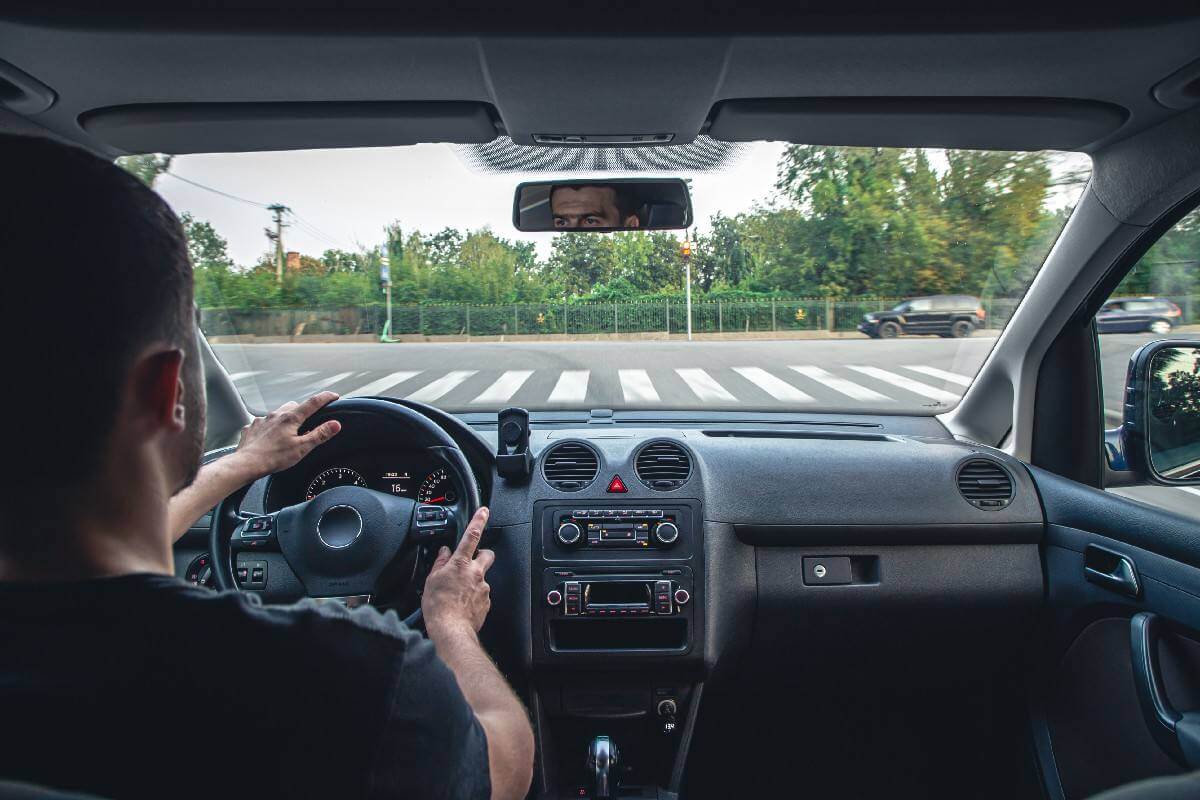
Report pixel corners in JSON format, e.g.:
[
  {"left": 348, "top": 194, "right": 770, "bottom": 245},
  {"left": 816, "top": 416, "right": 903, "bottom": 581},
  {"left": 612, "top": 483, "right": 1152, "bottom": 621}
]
[{"left": 116, "top": 153, "right": 173, "bottom": 187}]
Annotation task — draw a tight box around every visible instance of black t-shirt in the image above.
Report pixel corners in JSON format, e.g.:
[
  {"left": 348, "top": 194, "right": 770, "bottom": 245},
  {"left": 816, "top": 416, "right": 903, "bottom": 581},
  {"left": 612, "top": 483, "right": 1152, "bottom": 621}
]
[{"left": 0, "top": 574, "right": 491, "bottom": 800}]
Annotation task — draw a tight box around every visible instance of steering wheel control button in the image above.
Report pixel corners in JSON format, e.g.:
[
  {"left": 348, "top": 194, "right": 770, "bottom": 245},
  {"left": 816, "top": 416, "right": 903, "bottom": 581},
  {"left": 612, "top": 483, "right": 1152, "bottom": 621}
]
[
  {"left": 240, "top": 515, "right": 274, "bottom": 539},
  {"left": 316, "top": 505, "right": 363, "bottom": 549},
  {"left": 803, "top": 556, "right": 852, "bottom": 586},
  {"left": 546, "top": 589, "right": 563, "bottom": 607},
  {"left": 653, "top": 521, "right": 680, "bottom": 545},
  {"left": 557, "top": 522, "right": 583, "bottom": 545},
  {"left": 673, "top": 588, "right": 690, "bottom": 606}
]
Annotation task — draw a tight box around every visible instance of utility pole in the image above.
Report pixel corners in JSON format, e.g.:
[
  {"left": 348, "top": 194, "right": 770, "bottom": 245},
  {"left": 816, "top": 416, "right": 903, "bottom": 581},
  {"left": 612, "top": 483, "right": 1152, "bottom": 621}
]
[{"left": 265, "top": 204, "right": 290, "bottom": 283}]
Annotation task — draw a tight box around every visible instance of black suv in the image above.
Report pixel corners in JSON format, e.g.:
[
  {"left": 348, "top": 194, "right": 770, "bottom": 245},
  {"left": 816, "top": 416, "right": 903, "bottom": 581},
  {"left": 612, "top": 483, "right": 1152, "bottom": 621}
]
[{"left": 858, "top": 294, "right": 986, "bottom": 338}]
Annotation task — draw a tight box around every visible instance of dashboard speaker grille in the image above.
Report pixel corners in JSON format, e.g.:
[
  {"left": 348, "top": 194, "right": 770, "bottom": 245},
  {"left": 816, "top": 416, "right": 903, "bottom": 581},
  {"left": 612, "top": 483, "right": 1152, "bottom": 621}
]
[
  {"left": 635, "top": 441, "right": 692, "bottom": 490},
  {"left": 541, "top": 442, "right": 599, "bottom": 491},
  {"left": 956, "top": 459, "right": 1014, "bottom": 509}
]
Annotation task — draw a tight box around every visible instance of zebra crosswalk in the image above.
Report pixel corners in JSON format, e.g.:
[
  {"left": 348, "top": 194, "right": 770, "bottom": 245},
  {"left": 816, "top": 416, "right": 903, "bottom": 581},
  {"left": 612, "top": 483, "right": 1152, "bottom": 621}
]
[{"left": 229, "top": 363, "right": 978, "bottom": 411}]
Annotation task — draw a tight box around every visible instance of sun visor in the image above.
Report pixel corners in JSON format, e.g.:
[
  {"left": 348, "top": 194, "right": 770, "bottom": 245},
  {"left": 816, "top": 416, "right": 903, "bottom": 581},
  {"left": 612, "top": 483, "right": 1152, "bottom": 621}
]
[
  {"left": 79, "top": 101, "right": 498, "bottom": 154},
  {"left": 707, "top": 98, "right": 1128, "bottom": 151}
]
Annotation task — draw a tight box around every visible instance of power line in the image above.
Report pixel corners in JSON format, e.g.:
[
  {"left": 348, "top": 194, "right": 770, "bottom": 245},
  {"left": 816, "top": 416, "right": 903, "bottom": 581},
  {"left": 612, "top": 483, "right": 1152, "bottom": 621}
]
[{"left": 161, "top": 171, "right": 270, "bottom": 208}]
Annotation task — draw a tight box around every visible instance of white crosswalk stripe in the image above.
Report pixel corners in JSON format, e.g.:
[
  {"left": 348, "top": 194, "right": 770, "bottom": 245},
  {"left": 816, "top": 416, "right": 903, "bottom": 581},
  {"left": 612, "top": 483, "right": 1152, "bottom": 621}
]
[
  {"left": 619, "top": 369, "right": 660, "bottom": 403},
  {"left": 406, "top": 370, "right": 478, "bottom": 402},
  {"left": 303, "top": 371, "right": 357, "bottom": 393},
  {"left": 847, "top": 366, "right": 961, "bottom": 402},
  {"left": 346, "top": 371, "right": 422, "bottom": 398},
  {"left": 789, "top": 365, "right": 893, "bottom": 402},
  {"left": 228, "top": 371, "right": 264, "bottom": 382},
  {"left": 901, "top": 365, "right": 973, "bottom": 387},
  {"left": 676, "top": 368, "right": 737, "bottom": 402},
  {"left": 472, "top": 370, "right": 534, "bottom": 404},
  {"left": 268, "top": 371, "right": 317, "bottom": 385},
  {"left": 732, "top": 367, "right": 815, "bottom": 403},
  {"left": 547, "top": 370, "right": 590, "bottom": 404}
]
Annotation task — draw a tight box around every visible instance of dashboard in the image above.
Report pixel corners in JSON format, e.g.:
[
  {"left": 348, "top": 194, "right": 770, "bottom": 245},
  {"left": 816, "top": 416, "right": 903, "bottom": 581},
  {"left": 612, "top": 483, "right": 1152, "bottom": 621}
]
[{"left": 263, "top": 449, "right": 461, "bottom": 510}]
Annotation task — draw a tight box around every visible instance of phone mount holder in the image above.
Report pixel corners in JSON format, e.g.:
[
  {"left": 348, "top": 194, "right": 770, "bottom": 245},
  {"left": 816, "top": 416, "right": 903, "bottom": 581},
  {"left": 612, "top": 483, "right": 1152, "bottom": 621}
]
[{"left": 496, "top": 407, "right": 533, "bottom": 482}]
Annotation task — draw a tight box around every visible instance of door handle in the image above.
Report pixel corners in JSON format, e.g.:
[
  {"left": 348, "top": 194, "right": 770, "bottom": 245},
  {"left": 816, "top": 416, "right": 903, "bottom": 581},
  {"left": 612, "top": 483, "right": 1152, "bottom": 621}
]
[
  {"left": 1084, "top": 544, "right": 1141, "bottom": 598},
  {"left": 1130, "top": 612, "right": 1200, "bottom": 767}
]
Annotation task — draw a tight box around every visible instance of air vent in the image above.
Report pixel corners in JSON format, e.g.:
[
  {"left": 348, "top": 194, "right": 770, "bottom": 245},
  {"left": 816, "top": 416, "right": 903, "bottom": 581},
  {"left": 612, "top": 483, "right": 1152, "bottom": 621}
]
[
  {"left": 541, "top": 442, "right": 599, "bottom": 491},
  {"left": 635, "top": 441, "right": 693, "bottom": 491},
  {"left": 956, "top": 459, "right": 1014, "bottom": 509}
]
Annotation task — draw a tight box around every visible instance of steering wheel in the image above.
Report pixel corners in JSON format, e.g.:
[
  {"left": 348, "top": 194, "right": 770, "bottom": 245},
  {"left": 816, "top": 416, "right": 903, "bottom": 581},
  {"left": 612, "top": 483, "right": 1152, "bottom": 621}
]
[{"left": 209, "top": 398, "right": 481, "bottom": 627}]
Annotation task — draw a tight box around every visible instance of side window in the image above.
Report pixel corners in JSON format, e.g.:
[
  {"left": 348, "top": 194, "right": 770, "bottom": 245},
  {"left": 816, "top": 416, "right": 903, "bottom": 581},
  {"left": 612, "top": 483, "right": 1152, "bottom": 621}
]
[
  {"left": 908, "top": 298, "right": 933, "bottom": 312},
  {"left": 1102, "top": 207, "right": 1199, "bottom": 516}
]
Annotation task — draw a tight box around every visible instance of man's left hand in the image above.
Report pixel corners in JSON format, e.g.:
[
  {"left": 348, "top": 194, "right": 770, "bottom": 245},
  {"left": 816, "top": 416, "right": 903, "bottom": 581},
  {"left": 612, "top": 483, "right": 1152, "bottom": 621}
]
[{"left": 231, "top": 391, "right": 343, "bottom": 479}]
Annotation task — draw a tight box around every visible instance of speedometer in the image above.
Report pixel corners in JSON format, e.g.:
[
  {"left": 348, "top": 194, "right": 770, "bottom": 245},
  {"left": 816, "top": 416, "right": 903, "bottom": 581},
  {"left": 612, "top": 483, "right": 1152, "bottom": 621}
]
[
  {"left": 417, "top": 468, "right": 458, "bottom": 505},
  {"left": 306, "top": 467, "right": 368, "bottom": 500}
]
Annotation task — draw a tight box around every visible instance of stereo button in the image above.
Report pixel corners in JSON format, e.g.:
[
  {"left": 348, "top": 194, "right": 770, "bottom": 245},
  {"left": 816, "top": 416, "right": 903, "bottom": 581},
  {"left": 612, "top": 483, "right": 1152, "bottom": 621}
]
[
  {"left": 546, "top": 590, "right": 563, "bottom": 607},
  {"left": 674, "top": 589, "right": 691, "bottom": 606}
]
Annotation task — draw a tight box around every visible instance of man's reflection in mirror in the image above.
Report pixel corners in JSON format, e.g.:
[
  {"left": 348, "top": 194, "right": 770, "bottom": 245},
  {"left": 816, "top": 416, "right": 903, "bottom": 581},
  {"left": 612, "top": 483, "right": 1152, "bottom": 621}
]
[{"left": 551, "top": 184, "right": 640, "bottom": 229}]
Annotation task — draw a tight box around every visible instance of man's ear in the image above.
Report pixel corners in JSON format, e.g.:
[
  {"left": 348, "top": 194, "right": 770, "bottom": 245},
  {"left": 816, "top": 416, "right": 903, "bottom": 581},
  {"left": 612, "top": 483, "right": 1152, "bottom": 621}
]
[{"left": 132, "top": 348, "right": 187, "bottom": 434}]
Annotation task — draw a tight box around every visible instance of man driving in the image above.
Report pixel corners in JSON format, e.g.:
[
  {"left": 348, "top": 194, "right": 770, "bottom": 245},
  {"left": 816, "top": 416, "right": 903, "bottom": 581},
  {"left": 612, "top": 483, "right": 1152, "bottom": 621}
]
[
  {"left": 550, "top": 183, "right": 640, "bottom": 229},
  {"left": 0, "top": 134, "right": 534, "bottom": 800}
]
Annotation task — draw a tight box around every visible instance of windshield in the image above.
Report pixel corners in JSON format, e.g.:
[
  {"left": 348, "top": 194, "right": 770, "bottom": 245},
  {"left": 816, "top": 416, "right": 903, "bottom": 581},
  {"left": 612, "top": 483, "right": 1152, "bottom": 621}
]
[{"left": 132, "top": 143, "right": 1090, "bottom": 421}]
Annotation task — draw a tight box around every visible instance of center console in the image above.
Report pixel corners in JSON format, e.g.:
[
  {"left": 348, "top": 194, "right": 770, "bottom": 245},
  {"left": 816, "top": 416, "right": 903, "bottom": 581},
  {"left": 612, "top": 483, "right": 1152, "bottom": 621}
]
[{"left": 531, "top": 499, "right": 704, "bottom": 799}]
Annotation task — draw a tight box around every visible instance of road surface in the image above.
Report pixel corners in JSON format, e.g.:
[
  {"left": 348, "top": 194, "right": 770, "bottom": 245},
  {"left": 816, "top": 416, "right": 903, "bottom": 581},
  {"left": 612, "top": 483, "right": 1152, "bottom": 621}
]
[{"left": 211, "top": 330, "right": 1199, "bottom": 518}]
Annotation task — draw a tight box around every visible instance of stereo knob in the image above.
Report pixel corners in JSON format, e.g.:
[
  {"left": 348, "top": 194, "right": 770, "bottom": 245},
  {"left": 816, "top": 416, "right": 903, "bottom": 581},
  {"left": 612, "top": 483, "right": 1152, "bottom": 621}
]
[
  {"left": 674, "top": 588, "right": 690, "bottom": 606},
  {"left": 653, "top": 521, "right": 680, "bottom": 545},
  {"left": 546, "top": 589, "right": 563, "bottom": 607},
  {"left": 556, "top": 522, "right": 583, "bottom": 545},
  {"left": 657, "top": 698, "right": 678, "bottom": 717}
]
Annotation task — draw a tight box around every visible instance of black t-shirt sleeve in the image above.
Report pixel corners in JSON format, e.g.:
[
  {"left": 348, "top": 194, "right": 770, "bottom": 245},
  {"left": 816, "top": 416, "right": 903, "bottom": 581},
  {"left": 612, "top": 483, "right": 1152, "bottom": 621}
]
[{"left": 366, "top": 634, "right": 491, "bottom": 800}]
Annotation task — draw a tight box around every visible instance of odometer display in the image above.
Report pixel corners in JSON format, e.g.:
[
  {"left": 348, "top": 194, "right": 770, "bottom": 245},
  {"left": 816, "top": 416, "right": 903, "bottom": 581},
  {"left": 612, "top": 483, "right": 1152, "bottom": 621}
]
[
  {"left": 306, "top": 467, "right": 368, "bottom": 500},
  {"left": 417, "top": 468, "right": 458, "bottom": 505}
]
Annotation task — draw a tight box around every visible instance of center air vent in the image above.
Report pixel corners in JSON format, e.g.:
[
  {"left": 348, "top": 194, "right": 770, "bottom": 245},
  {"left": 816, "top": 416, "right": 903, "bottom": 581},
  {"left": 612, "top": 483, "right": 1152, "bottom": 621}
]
[
  {"left": 956, "top": 459, "right": 1014, "bottom": 509},
  {"left": 542, "top": 442, "right": 599, "bottom": 491},
  {"left": 635, "top": 441, "right": 693, "bottom": 490}
]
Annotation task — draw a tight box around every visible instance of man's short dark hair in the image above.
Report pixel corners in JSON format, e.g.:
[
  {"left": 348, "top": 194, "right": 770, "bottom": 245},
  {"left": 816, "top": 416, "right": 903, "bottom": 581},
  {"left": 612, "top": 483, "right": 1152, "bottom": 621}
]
[
  {"left": 0, "top": 134, "right": 193, "bottom": 540},
  {"left": 550, "top": 183, "right": 640, "bottom": 224}
]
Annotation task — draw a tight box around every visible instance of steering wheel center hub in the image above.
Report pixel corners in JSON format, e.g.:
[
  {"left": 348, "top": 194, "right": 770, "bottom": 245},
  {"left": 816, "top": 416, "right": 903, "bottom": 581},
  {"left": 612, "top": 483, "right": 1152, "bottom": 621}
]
[{"left": 317, "top": 504, "right": 363, "bottom": 549}]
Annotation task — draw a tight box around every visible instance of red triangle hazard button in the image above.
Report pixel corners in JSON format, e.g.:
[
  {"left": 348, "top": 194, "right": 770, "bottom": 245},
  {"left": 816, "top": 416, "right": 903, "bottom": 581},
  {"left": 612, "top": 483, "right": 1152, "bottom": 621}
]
[{"left": 606, "top": 475, "right": 628, "bottom": 493}]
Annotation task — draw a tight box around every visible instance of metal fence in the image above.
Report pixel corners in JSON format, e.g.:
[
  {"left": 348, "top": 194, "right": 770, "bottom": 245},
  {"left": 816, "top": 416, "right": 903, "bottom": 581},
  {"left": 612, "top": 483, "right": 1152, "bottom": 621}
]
[{"left": 199, "top": 295, "right": 1200, "bottom": 339}]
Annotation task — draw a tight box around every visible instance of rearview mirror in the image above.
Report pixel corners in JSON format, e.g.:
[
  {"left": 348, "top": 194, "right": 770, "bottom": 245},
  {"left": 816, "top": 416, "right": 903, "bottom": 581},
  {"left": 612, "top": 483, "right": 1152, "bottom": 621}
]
[
  {"left": 1117, "top": 340, "right": 1200, "bottom": 483},
  {"left": 513, "top": 178, "right": 693, "bottom": 232}
]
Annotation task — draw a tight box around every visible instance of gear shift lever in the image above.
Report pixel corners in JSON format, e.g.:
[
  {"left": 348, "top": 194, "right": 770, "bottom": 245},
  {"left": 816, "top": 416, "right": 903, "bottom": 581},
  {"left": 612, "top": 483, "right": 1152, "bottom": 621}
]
[{"left": 586, "top": 735, "right": 619, "bottom": 799}]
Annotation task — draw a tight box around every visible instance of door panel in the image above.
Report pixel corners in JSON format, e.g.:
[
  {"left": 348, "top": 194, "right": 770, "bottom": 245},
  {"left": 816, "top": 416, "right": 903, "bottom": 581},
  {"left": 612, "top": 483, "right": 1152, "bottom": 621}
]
[{"left": 1031, "top": 465, "right": 1200, "bottom": 798}]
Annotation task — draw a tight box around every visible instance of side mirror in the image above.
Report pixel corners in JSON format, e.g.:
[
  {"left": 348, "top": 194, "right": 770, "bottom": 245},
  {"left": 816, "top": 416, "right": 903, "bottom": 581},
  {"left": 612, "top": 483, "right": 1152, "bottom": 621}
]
[{"left": 1113, "top": 340, "right": 1200, "bottom": 484}]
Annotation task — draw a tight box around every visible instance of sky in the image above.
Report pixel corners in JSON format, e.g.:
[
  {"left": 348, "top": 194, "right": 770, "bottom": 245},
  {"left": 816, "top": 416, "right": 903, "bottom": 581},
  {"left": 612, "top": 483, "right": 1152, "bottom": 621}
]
[{"left": 155, "top": 141, "right": 790, "bottom": 266}]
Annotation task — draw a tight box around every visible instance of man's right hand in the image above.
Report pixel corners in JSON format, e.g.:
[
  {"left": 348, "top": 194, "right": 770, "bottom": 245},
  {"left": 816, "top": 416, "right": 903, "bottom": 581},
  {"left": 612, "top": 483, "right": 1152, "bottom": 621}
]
[{"left": 422, "top": 507, "right": 494, "bottom": 638}]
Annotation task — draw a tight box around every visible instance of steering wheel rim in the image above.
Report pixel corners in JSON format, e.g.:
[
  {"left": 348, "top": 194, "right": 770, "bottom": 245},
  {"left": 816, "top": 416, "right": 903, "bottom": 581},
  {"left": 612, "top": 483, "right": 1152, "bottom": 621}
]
[{"left": 209, "top": 398, "right": 482, "bottom": 627}]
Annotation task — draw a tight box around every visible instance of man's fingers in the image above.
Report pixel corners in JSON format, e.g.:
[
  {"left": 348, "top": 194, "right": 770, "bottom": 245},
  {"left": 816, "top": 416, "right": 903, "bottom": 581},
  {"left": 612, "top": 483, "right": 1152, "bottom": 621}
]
[
  {"left": 298, "top": 419, "right": 341, "bottom": 448},
  {"left": 453, "top": 506, "right": 490, "bottom": 560},
  {"left": 296, "top": 391, "right": 340, "bottom": 422},
  {"left": 474, "top": 548, "right": 496, "bottom": 574},
  {"left": 431, "top": 546, "right": 452, "bottom": 570}
]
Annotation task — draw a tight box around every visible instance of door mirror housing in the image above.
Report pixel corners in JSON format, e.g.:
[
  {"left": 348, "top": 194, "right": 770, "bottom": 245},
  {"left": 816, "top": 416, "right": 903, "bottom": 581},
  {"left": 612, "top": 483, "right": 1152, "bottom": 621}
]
[{"left": 1115, "top": 340, "right": 1200, "bottom": 484}]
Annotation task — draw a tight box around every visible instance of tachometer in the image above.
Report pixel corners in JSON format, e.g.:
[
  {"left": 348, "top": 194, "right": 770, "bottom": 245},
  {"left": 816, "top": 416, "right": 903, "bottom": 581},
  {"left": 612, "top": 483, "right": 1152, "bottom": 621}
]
[
  {"left": 417, "top": 468, "right": 458, "bottom": 505},
  {"left": 306, "top": 467, "right": 368, "bottom": 500}
]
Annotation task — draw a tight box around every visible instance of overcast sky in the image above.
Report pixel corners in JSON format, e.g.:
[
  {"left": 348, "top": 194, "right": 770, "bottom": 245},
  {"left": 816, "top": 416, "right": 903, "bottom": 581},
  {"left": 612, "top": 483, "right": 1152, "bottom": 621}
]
[
  {"left": 154, "top": 143, "right": 1089, "bottom": 267},
  {"left": 155, "top": 142, "right": 790, "bottom": 266}
]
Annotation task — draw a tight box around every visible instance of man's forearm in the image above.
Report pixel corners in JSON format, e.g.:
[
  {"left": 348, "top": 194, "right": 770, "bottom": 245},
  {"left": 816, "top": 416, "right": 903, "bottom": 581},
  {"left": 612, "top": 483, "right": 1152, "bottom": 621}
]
[
  {"left": 430, "top": 623, "right": 534, "bottom": 800},
  {"left": 168, "top": 455, "right": 259, "bottom": 542}
]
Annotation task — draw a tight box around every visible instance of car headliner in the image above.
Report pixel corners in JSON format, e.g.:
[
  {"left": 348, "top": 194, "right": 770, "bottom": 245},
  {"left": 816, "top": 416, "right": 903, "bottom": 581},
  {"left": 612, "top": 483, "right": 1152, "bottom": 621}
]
[{"left": 0, "top": 6, "right": 1198, "bottom": 159}]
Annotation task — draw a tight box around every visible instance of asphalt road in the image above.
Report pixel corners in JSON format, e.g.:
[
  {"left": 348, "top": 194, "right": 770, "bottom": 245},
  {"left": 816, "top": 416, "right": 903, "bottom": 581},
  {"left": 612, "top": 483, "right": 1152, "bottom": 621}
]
[{"left": 212, "top": 330, "right": 1200, "bottom": 519}]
